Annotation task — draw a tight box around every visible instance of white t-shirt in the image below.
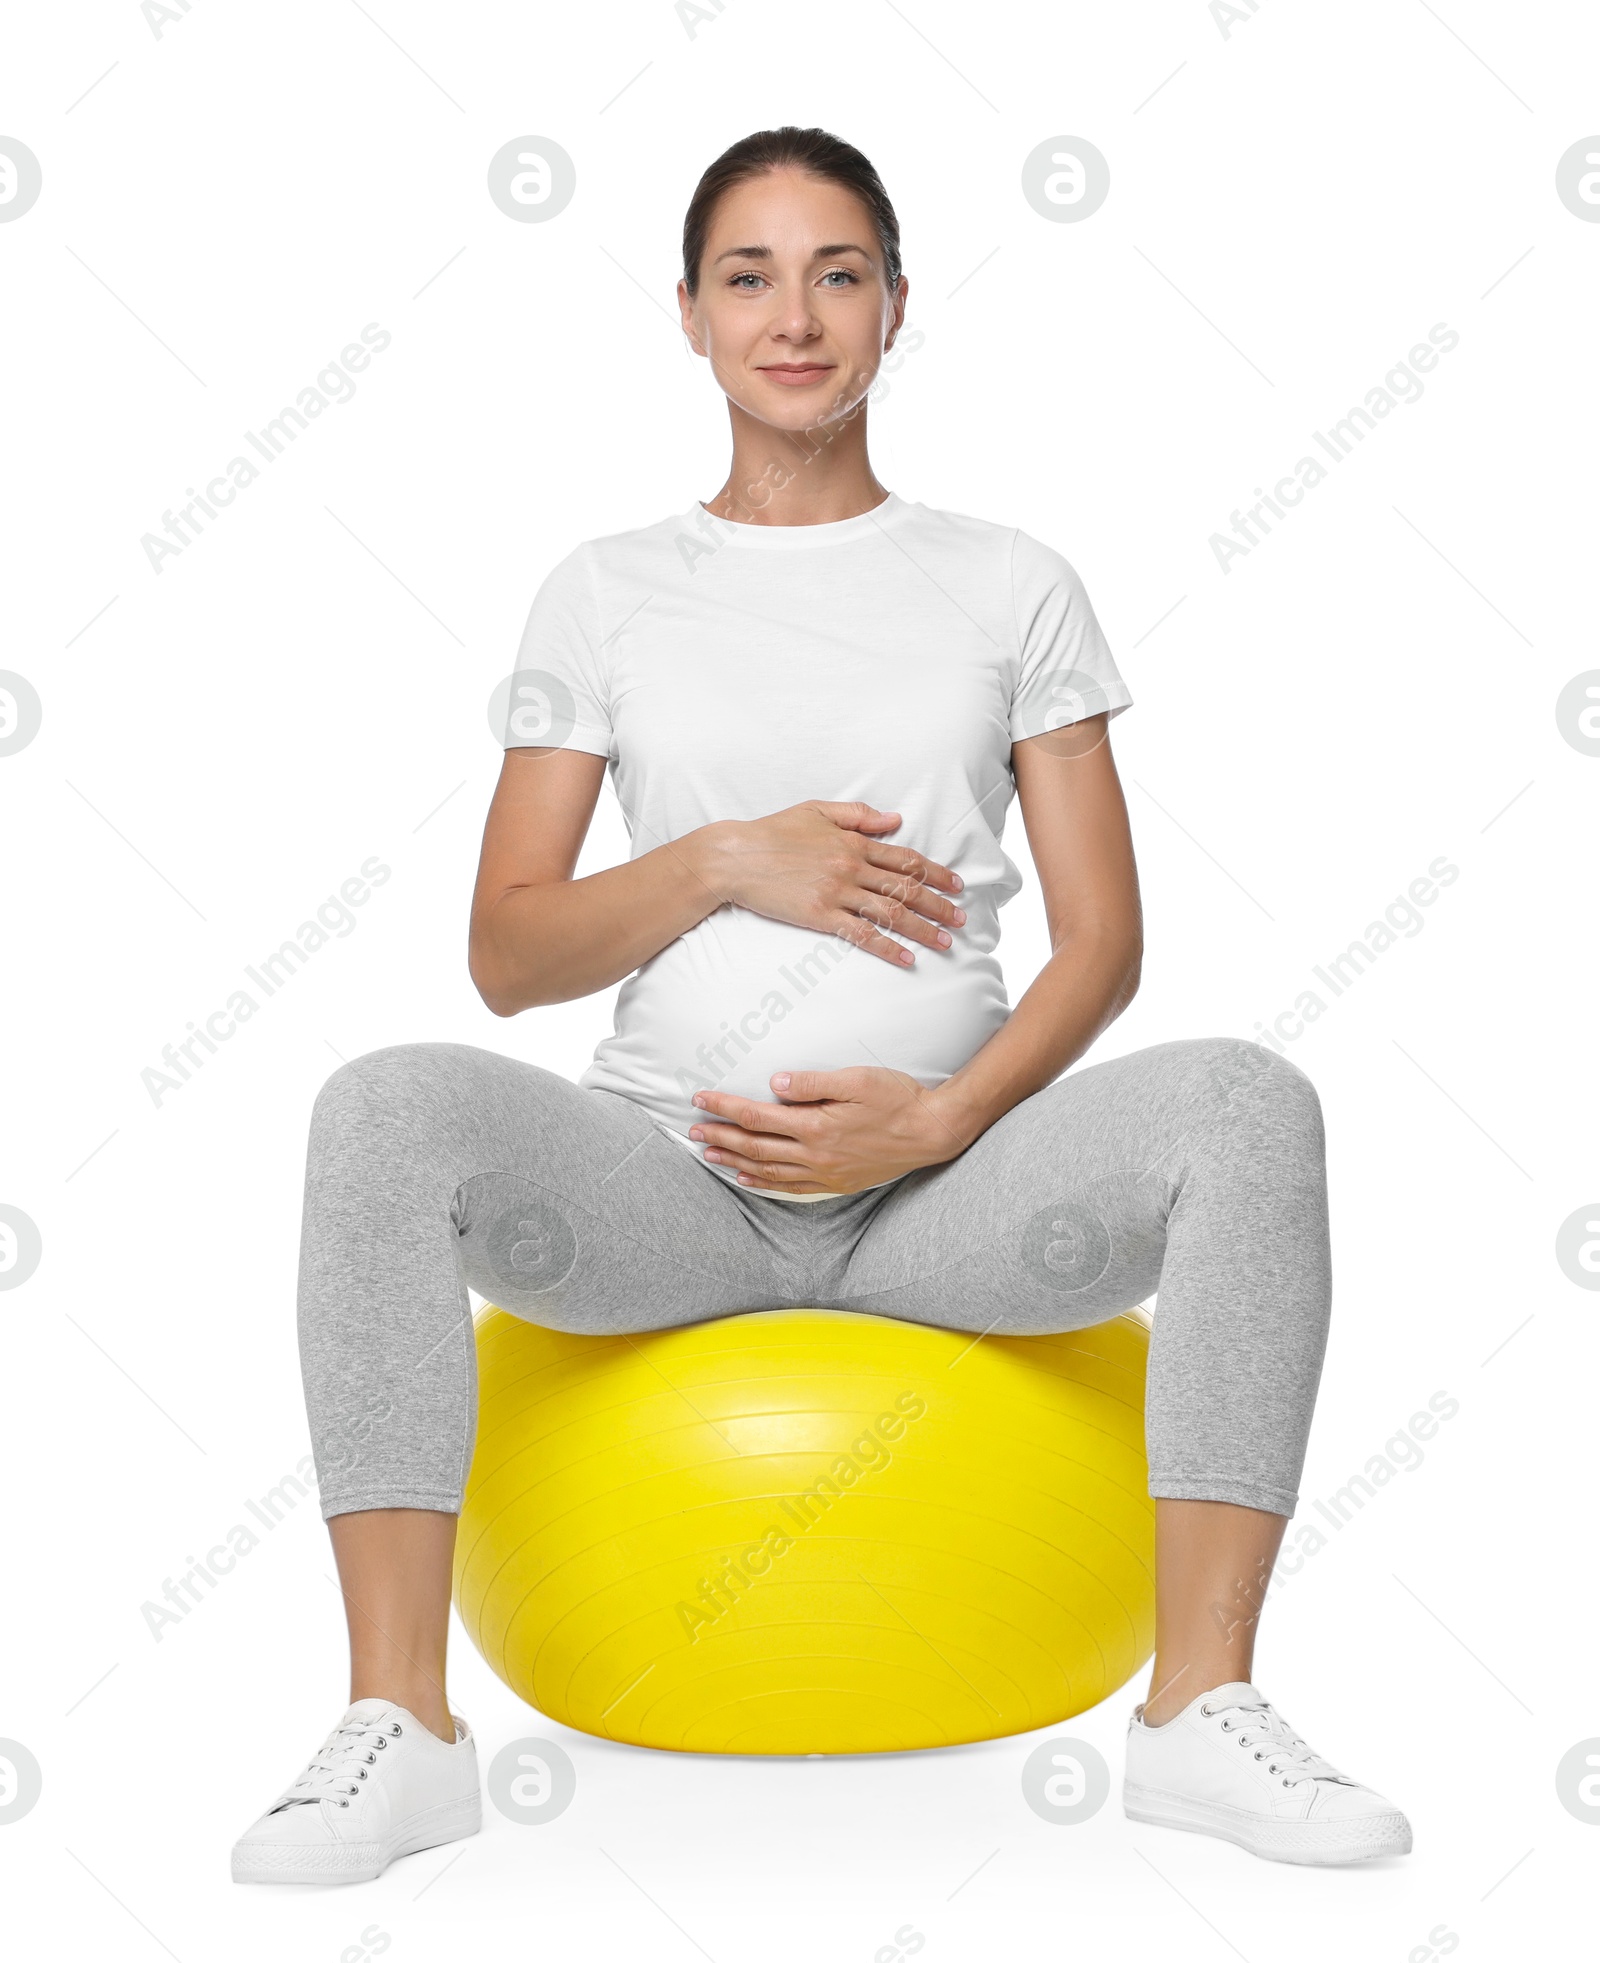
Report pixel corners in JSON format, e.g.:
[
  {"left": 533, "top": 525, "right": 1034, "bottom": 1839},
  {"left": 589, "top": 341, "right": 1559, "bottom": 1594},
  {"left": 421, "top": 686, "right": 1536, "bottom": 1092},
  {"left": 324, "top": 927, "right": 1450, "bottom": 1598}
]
[{"left": 503, "top": 492, "right": 1133, "bottom": 1200}]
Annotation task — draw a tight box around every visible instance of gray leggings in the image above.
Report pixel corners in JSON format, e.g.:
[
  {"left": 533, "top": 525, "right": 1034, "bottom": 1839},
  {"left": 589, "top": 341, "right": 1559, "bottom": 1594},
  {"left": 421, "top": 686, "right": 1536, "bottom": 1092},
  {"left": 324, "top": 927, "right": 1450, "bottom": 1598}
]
[{"left": 296, "top": 1036, "right": 1331, "bottom": 1523}]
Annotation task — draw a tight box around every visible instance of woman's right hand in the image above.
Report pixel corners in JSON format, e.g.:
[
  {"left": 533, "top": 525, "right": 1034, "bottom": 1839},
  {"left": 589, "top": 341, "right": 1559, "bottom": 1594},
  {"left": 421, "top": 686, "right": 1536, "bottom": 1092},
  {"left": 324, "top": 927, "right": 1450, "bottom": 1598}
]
[{"left": 687, "top": 802, "right": 966, "bottom": 967}]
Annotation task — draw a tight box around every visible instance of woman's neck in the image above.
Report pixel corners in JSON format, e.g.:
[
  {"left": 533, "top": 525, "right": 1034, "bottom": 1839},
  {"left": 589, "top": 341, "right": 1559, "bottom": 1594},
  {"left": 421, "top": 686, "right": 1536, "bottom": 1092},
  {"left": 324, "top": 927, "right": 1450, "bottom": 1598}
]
[{"left": 704, "top": 405, "right": 890, "bottom": 527}]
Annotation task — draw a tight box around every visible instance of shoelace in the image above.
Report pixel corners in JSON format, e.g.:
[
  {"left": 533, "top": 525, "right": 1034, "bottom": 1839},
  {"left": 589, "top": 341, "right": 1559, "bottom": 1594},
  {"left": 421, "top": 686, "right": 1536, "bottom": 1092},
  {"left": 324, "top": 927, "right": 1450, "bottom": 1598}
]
[
  {"left": 268, "top": 1715, "right": 403, "bottom": 1812},
  {"left": 1202, "top": 1690, "right": 1354, "bottom": 1788}
]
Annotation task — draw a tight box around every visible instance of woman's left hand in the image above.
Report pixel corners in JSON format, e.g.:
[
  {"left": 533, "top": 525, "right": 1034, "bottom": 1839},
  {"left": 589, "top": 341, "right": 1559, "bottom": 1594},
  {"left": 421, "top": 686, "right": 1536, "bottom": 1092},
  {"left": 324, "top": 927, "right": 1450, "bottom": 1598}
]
[{"left": 688, "top": 1066, "right": 977, "bottom": 1195}]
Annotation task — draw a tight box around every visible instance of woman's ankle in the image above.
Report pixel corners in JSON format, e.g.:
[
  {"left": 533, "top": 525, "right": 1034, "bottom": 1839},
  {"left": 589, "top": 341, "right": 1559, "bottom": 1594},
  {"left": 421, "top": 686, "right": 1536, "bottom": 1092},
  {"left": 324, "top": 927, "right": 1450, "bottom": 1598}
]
[
  {"left": 350, "top": 1672, "right": 454, "bottom": 1742},
  {"left": 1141, "top": 1658, "right": 1254, "bottom": 1728}
]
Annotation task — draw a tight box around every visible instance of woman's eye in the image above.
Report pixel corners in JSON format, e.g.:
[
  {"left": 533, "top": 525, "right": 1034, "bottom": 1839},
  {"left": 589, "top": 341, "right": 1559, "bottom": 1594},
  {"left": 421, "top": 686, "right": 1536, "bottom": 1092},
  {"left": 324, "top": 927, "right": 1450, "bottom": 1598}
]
[{"left": 820, "top": 269, "right": 858, "bottom": 287}]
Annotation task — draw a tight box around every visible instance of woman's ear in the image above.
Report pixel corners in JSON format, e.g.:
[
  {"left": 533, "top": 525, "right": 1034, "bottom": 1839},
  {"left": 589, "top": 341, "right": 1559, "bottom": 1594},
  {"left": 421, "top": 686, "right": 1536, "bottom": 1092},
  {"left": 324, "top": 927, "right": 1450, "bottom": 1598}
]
[
  {"left": 676, "top": 279, "right": 707, "bottom": 359},
  {"left": 879, "top": 276, "right": 909, "bottom": 359}
]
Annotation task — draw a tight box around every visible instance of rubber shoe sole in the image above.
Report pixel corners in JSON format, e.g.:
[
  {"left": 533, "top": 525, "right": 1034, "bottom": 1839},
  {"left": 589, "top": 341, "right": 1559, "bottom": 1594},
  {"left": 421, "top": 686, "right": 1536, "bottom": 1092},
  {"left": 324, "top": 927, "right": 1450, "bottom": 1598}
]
[
  {"left": 1123, "top": 1782, "right": 1412, "bottom": 1866},
  {"left": 231, "top": 1789, "right": 482, "bottom": 1885}
]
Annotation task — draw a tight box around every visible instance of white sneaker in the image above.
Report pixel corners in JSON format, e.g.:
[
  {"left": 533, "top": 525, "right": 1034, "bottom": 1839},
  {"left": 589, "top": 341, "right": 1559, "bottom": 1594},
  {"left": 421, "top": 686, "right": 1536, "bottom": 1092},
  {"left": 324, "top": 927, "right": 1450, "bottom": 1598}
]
[
  {"left": 1123, "top": 1680, "right": 1412, "bottom": 1866},
  {"left": 232, "top": 1698, "right": 481, "bottom": 1885}
]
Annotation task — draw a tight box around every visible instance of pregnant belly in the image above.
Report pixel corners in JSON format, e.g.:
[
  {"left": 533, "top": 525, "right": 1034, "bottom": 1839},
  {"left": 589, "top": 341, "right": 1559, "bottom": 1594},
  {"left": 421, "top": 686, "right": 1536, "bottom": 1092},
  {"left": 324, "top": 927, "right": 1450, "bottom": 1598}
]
[{"left": 587, "top": 909, "right": 1009, "bottom": 1126}]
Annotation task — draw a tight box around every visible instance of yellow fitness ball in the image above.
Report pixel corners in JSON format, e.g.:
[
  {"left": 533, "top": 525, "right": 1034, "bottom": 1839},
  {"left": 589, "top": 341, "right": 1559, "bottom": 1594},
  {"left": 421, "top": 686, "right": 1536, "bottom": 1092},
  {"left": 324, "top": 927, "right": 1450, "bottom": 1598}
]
[{"left": 452, "top": 1304, "right": 1155, "bottom": 1756}]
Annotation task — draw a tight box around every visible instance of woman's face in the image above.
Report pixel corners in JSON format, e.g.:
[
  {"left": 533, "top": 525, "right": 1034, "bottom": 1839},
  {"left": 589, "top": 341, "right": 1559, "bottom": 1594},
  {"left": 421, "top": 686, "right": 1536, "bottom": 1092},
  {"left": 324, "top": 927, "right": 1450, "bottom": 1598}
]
[{"left": 679, "top": 167, "right": 907, "bottom": 433}]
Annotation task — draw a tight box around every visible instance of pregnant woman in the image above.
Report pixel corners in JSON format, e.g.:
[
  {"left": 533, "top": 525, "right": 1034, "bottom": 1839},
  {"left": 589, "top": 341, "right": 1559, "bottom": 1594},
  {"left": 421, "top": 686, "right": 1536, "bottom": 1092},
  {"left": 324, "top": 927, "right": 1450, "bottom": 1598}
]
[{"left": 233, "top": 125, "right": 1411, "bottom": 1883}]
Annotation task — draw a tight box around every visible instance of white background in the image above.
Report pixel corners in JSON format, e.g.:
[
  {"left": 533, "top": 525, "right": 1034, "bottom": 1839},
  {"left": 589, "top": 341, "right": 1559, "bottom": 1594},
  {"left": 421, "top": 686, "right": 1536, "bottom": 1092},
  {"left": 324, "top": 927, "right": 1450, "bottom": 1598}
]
[{"left": 3, "top": 0, "right": 1596, "bottom": 1957}]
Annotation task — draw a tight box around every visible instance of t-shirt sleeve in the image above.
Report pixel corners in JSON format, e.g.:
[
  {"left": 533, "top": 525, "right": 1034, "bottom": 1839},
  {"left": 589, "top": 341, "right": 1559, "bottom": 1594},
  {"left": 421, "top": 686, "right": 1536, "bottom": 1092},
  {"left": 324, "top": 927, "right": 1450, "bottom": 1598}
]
[
  {"left": 1008, "top": 529, "right": 1133, "bottom": 743},
  {"left": 499, "top": 544, "right": 614, "bottom": 758}
]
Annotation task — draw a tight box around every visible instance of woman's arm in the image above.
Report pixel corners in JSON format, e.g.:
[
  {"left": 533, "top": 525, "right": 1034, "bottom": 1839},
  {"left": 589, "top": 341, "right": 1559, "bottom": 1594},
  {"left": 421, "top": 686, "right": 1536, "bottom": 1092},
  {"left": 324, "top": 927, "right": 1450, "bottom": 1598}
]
[
  {"left": 928, "top": 710, "right": 1143, "bottom": 1152},
  {"left": 467, "top": 748, "right": 968, "bottom": 1017},
  {"left": 468, "top": 749, "right": 726, "bottom": 1014}
]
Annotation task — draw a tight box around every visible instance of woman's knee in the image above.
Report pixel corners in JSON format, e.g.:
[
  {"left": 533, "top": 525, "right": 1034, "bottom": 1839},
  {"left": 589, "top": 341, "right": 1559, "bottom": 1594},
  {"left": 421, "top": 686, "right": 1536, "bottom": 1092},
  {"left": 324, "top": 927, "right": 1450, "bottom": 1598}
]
[
  {"left": 309, "top": 1041, "right": 500, "bottom": 1129},
  {"left": 1191, "top": 1035, "right": 1325, "bottom": 1167},
  {"left": 304, "top": 1046, "right": 481, "bottom": 1187}
]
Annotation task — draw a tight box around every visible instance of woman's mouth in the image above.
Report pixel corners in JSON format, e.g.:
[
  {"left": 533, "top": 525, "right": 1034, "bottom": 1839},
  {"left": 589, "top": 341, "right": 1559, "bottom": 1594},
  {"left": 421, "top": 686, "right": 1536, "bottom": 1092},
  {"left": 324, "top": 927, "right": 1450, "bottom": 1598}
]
[{"left": 757, "top": 363, "right": 834, "bottom": 387}]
